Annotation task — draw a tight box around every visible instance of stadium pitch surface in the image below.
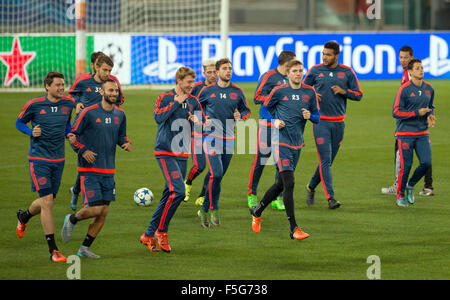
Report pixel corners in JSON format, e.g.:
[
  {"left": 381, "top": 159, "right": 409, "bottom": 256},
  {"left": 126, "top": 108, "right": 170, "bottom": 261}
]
[{"left": 0, "top": 80, "right": 449, "bottom": 280}]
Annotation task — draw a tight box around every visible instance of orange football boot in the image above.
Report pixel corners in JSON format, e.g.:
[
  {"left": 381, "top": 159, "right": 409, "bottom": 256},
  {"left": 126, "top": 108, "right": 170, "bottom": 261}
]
[
  {"left": 139, "top": 233, "right": 160, "bottom": 252},
  {"left": 154, "top": 231, "right": 171, "bottom": 253},
  {"left": 50, "top": 250, "right": 67, "bottom": 262},
  {"left": 251, "top": 216, "right": 261, "bottom": 233},
  {"left": 16, "top": 221, "right": 27, "bottom": 239},
  {"left": 290, "top": 227, "right": 310, "bottom": 240}
]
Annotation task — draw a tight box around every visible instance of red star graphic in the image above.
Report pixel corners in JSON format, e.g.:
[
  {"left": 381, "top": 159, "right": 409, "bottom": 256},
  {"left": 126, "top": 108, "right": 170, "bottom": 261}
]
[{"left": 0, "top": 37, "right": 36, "bottom": 87}]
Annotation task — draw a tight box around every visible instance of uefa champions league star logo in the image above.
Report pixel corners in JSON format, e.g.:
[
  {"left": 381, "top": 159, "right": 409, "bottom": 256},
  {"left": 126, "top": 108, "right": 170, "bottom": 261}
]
[{"left": 143, "top": 38, "right": 183, "bottom": 80}]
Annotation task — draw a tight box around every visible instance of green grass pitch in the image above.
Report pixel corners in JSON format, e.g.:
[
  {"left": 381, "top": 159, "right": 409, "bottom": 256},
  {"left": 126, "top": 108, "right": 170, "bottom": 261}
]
[{"left": 0, "top": 80, "right": 449, "bottom": 280}]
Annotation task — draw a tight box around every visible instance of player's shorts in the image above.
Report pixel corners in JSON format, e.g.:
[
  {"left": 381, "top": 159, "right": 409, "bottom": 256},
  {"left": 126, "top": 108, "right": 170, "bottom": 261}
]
[
  {"left": 272, "top": 144, "right": 301, "bottom": 172},
  {"left": 80, "top": 174, "right": 115, "bottom": 207},
  {"left": 29, "top": 161, "right": 64, "bottom": 198}
]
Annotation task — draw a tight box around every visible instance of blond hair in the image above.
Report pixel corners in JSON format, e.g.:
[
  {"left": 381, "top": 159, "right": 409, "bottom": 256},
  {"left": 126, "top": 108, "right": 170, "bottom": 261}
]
[{"left": 176, "top": 66, "right": 196, "bottom": 81}]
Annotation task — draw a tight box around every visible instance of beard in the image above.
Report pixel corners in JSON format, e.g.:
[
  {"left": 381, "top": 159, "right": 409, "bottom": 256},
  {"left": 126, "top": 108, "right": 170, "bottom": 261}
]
[{"left": 104, "top": 94, "right": 117, "bottom": 105}]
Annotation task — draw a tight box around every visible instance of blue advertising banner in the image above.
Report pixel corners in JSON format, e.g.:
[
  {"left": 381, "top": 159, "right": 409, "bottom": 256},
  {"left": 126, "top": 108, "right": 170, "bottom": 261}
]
[{"left": 130, "top": 32, "right": 450, "bottom": 84}]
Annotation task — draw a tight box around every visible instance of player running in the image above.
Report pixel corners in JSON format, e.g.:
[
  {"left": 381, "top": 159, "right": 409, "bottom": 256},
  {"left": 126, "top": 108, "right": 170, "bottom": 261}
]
[
  {"left": 15, "top": 72, "right": 74, "bottom": 262},
  {"left": 184, "top": 59, "right": 217, "bottom": 203},
  {"left": 61, "top": 79, "right": 132, "bottom": 258},
  {"left": 197, "top": 58, "right": 251, "bottom": 228},
  {"left": 67, "top": 54, "right": 125, "bottom": 211},
  {"left": 303, "top": 41, "right": 363, "bottom": 209},
  {"left": 392, "top": 59, "right": 435, "bottom": 207},
  {"left": 140, "top": 67, "right": 205, "bottom": 253},
  {"left": 247, "top": 50, "right": 296, "bottom": 210},
  {"left": 250, "top": 59, "right": 319, "bottom": 240},
  {"left": 382, "top": 46, "right": 434, "bottom": 197}
]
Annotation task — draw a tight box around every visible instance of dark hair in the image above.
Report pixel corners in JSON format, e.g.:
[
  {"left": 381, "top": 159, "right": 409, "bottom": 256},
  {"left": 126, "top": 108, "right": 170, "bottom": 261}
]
[
  {"left": 101, "top": 78, "right": 117, "bottom": 89},
  {"left": 215, "top": 58, "right": 232, "bottom": 70},
  {"left": 278, "top": 50, "right": 296, "bottom": 65},
  {"left": 407, "top": 58, "right": 422, "bottom": 70},
  {"left": 44, "top": 72, "right": 64, "bottom": 90},
  {"left": 286, "top": 59, "right": 303, "bottom": 73},
  {"left": 324, "top": 41, "right": 340, "bottom": 55},
  {"left": 399, "top": 45, "right": 413, "bottom": 56},
  {"left": 95, "top": 55, "right": 114, "bottom": 68},
  {"left": 91, "top": 51, "right": 106, "bottom": 64}
]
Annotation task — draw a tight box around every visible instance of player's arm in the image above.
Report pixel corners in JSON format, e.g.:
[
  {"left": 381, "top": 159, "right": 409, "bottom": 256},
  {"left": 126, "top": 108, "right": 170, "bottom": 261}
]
[
  {"left": 427, "top": 88, "right": 436, "bottom": 128},
  {"left": 67, "top": 80, "right": 86, "bottom": 113},
  {"left": 253, "top": 72, "right": 273, "bottom": 105},
  {"left": 70, "top": 109, "right": 89, "bottom": 155},
  {"left": 308, "top": 89, "right": 320, "bottom": 124},
  {"left": 344, "top": 69, "right": 363, "bottom": 101},
  {"left": 302, "top": 67, "right": 316, "bottom": 87},
  {"left": 393, "top": 87, "right": 430, "bottom": 120},
  {"left": 16, "top": 101, "right": 40, "bottom": 137},
  {"left": 153, "top": 93, "right": 180, "bottom": 124},
  {"left": 237, "top": 90, "right": 251, "bottom": 121},
  {"left": 118, "top": 114, "right": 132, "bottom": 151},
  {"left": 262, "top": 88, "right": 284, "bottom": 128}
]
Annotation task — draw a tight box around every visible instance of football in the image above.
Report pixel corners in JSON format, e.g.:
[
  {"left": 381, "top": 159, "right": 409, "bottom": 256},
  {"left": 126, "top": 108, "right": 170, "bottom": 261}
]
[{"left": 134, "top": 188, "right": 154, "bottom": 207}]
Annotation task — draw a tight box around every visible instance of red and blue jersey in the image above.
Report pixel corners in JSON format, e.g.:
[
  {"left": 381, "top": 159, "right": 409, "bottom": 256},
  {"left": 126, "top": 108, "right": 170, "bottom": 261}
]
[
  {"left": 303, "top": 63, "right": 362, "bottom": 122},
  {"left": 153, "top": 89, "right": 205, "bottom": 159},
  {"left": 198, "top": 82, "right": 251, "bottom": 140},
  {"left": 254, "top": 68, "right": 289, "bottom": 105},
  {"left": 393, "top": 81, "right": 434, "bottom": 136},
  {"left": 263, "top": 83, "right": 320, "bottom": 149},
  {"left": 17, "top": 95, "right": 74, "bottom": 164},
  {"left": 254, "top": 68, "right": 289, "bottom": 127},
  {"left": 191, "top": 80, "right": 208, "bottom": 98},
  {"left": 68, "top": 73, "right": 124, "bottom": 107},
  {"left": 71, "top": 104, "right": 129, "bottom": 176}
]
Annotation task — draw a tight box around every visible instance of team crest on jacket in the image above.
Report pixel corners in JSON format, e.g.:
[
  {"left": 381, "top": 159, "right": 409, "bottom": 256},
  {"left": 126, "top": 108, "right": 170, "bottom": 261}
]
[
  {"left": 302, "top": 95, "right": 310, "bottom": 103},
  {"left": 337, "top": 72, "right": 345, "bottom": 79},
  {"left": 171, "top": 170, "right": 181, "bottom": 179},
  {"left": 114, "top": 117, "right": 120, "bottom": 124},
  {"left": 425, "top": 90, "right": 431, "bottom": 98},
  {"left": 229, "top": 92, "right": 238, "bottom": 100},
  {"left": 61, "top": 106, "right": 69, "bottom": 114},
  {"left": 38, "top": 177, "right": 47, "bottom": 185}
]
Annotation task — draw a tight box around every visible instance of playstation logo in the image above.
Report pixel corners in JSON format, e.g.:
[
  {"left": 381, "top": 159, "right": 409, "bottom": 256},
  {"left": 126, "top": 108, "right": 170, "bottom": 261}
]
[
  {"left": 422, "top": 35, "right": 450, "bottom": 77},
  {"left": 143, "top": 38, "right": 183, "bottom": 80}
]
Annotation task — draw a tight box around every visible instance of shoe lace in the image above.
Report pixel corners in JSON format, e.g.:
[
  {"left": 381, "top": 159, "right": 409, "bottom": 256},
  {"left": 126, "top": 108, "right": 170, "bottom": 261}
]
[{"left": 157, "top": 232, "right": 169, "bottom": 245}]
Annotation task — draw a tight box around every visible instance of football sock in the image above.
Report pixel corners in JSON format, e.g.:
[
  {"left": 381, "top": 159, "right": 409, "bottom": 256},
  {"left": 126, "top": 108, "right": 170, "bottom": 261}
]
[
  {"left": 257, "top": 176, "right": 284, "bottom": 216},
  {"left": 82, "top": 234, "right": 95, "bottom": 248},
  {"left": 280, "top": 171, "right": 296, "bottom": 231},
  {"left": 19, "top": 209, "right": 33, "bottom": 224},
  {"left": 69, "top": 213, "right": 79, "bottom": 225},
  {"left": 45, "top": 234, "right": 58, "bottom": 253}
]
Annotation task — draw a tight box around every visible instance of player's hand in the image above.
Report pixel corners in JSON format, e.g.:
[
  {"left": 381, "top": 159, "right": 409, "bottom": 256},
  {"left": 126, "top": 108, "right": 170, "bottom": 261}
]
[
  {"left": 76, "top": 103, "right": 85, "bottom": 114},
  {"left": 301, "top": 108, "right": 311, "bottom": 120},
  {"left": 274, "top": 119, "right": 285, "bottom": 129},
  {"left": 317, "top": 93, "right": 322, "bottom": 102},
  {"left": 82, "top": 150, "right": 97, "bottom": 164},
  {"left": 32, "top": 124, "right": 41, "bottom": 137},
  {"left": 331, "top": 85, "right": 346, "bottom": 95},
  {"left": 204, "top": 116, "right": 212, "bottom": 127},
  {"left": 427, "top": 114, "right": 436, "bottom": 128},
  {"left": 233, "top": 109, "right": 241, "bottom": 121},
  {"left": 188, "top": 112, "right": 200, "bottom": 124},
  {"left": 121, "top": 143, "right": 133, "bottom": 152},
  {"left": 174, "top": 94, "right": 188, "bottom": 104},
  {"left": 418, "top": 107, "right": 431, "bottom": 116},
  {"left": 66, "top": 133, "right": 76, "bottom": 144}
]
